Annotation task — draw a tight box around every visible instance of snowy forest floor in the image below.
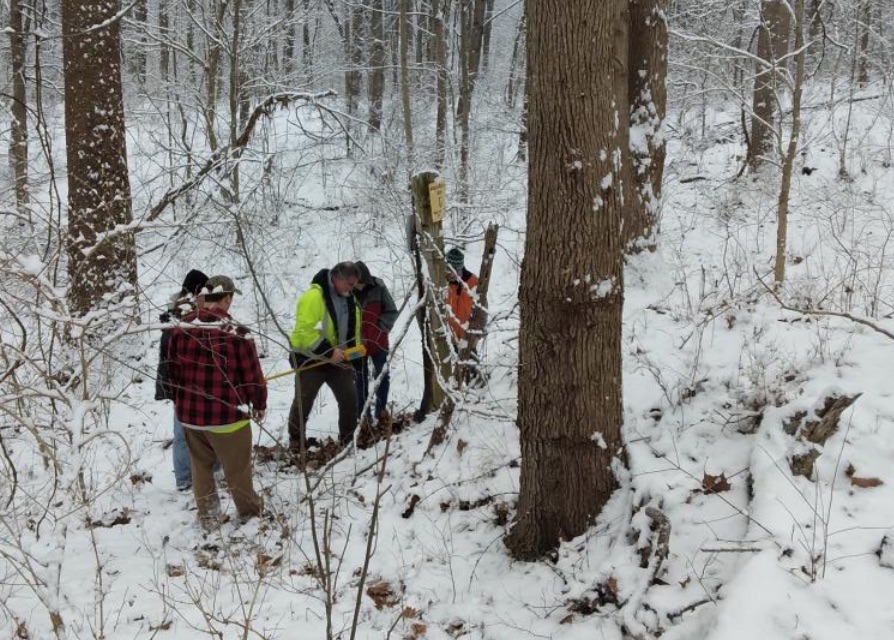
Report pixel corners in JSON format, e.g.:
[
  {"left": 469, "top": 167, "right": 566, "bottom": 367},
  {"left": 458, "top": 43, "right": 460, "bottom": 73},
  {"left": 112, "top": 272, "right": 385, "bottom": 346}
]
[{"left": 5, "top": 94, "right": 894, "bottom": 640}]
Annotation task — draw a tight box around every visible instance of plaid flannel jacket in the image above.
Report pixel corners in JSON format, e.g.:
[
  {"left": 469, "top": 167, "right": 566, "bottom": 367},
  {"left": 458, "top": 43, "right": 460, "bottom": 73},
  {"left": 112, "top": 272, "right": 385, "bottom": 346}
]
[{"left": 167, "top": 309, "right": 267, "bottom": 428}]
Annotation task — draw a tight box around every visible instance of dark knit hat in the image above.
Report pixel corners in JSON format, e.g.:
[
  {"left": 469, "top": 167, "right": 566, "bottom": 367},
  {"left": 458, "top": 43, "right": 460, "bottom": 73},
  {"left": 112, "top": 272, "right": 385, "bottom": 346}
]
[
  {"left": 180, "top": 269, "right": 209, "bottom": 296},
  {"left": 355, "top": 260, "right": 375, "bottom": 285},
  {"left": 445, "top": 247, "right": 465, "bottom": 270}
]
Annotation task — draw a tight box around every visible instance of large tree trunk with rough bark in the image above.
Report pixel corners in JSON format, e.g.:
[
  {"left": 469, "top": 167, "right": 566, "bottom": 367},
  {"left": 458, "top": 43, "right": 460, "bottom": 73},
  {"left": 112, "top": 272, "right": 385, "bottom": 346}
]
[
  {"left": 505, "top": 0, "right": 626, "bottom": 561},
  {"left": 627, "top": 0, "right": 668, "bottom": 246},
  {"left": 62, "top": 0, "right": 138, "bottom": 315},
  {"left": 749, "top": 0, "right": 791, "bottom": 171}
]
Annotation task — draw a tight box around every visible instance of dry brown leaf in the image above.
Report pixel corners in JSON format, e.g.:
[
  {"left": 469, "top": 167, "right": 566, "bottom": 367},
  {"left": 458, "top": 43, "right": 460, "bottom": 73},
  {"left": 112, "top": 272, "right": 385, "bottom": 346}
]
[
  {"left": 456, "top": 439, "right": 468, "bottom": 456},
  {"left": 559, "top": 614, "right": 574, "bottom": 625},
  {"left": 846, "top": 463, "right": 884, "bottom": 488},
  {"left": 367, "top": 580, "right": 400, "bottom": 609},
  {"left": 129, "top": 471, "right": 152, "bottom": 486},
  {"left": 166, "top": 564, "right": 184, "bottom": 577},
  {"left": 149, "top": 620, "right": 173, "bottom": 631},
  {"left": 851, "top": 475, "right": 884, "bottom": 488},
  {"left": 409, "top": 622, "right": 427, "bottom": 638},
  {"left": 701, "top": 473, "right": 732, "bottom": 494},
  {"left": 605, "top": 576, "right": 618, "bottom": 600}
]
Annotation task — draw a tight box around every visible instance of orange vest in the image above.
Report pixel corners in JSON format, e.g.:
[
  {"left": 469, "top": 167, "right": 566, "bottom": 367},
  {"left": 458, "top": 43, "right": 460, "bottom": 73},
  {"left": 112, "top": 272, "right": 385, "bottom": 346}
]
[{"left": 447, "top": 273, "right": 479, "bottom": 341}]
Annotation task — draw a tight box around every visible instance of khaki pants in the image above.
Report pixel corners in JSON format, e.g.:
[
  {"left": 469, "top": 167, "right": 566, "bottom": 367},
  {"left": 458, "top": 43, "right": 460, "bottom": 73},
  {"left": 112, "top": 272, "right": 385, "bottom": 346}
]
[
  {"left": 184, "top": 425, "right": 261, "bottom": 522},
  {"left": 288, "top": 364, "right": 357, "bottom": 447}
]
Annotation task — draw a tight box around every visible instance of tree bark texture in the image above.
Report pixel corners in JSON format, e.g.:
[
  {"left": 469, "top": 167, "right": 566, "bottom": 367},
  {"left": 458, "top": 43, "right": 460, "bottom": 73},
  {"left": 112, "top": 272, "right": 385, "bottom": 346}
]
[
  {"left": 368, "top": 0, "right": 386, "bottom": 131},
  {"left": 857, "top": 0, "right": 872, "bottom": 86},
  {"left": 457, "top": 0, "right": 486, "bottom": 203},
  {"left": 62, "top": 0, "right": 138, "bottom": 315},
  {"left": 774, "top": 0, "right": 806, "bottom": 288},
  {"left": 504, "top": 12, "right": 525, "bottom": 109},
  {"left": 434, "top": 0, "right": 449, "bottom": 167},
  {"left": 480, "top": 0, "right": 495, "bottom": 73},
  {"left": 8, "top": 0, "right": 30, "bottom": 210},
  {"left": 749, "top": 0, "right": 791, "bottom": 171},
  {"left": 302, "top": 0, "right": 312, "bottom": 81},
  {"left": 505, "top": 0, "right": 626, "bottom": 560},
  {"left": 284, "top": 0, "right": 296, "bottom": 74},
  {"left": 159, "top": 0, "right": 170, "bottom": 79},
  {"left": 627, "top": 0, "right": 668, "bottom": 244},
  {"left": 344, "top": 1, "right": 364, "bottom": 117},
  {"left": 400, "top": 0, "right": 415, "bottom": 149},
  {"left": 130, "top": 0, "right": 148, "bottom": 84},
  {"left": 204, "top": 0, "right": 228, "bottom": 152}
]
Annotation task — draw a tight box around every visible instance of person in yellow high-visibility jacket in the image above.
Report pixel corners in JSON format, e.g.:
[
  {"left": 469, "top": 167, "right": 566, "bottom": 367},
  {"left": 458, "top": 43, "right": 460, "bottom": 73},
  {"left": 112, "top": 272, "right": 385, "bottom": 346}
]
[{"left": 288, "top": 262, "right": 362, "bottom": 448}]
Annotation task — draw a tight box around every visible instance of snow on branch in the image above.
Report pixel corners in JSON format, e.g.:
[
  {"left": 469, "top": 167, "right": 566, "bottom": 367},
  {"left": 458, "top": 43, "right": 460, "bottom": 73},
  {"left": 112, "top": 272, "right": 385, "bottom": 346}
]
[{"left": 143, "top": 89, "right": 337, "bottom": 224}]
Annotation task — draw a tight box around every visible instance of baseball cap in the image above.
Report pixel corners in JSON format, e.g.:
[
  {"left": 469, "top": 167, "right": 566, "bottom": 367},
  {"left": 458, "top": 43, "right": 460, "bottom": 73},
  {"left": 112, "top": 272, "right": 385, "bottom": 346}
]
[{"left": 202, "top": 275, "right": 242, "bottom": 296}]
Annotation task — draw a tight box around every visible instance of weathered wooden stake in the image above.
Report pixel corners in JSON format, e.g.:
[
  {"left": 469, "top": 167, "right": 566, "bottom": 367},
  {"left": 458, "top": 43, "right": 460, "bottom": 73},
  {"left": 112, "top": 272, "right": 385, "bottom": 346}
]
[
  {"left": 411, "top": 171, "right": 452, "bottom": 415},
  {"left": 456, "top": 223, "right": 498, "bottom": 384}
]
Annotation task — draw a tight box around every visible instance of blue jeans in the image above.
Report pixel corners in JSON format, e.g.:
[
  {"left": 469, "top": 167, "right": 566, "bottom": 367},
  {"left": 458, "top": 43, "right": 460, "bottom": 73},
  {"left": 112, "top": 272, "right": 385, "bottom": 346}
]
[
  {"left": 355, "top": 349, "right": 390, "bottom": 418},
  {"left": 172, "top": 415, "right": 192, "bottom": 489}
]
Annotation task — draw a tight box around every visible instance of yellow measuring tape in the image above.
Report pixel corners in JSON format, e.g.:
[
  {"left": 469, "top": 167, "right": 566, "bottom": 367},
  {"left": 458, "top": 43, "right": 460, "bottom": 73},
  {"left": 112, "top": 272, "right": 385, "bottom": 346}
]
[{"left": 265, "top": 344, "right": 367, "bottom": 382}]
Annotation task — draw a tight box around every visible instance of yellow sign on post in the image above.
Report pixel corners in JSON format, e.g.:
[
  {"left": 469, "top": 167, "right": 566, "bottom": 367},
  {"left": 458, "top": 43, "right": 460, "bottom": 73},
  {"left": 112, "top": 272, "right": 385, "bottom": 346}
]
[{"left": 429, "top": 179, "right": 446, "bottom": 223}]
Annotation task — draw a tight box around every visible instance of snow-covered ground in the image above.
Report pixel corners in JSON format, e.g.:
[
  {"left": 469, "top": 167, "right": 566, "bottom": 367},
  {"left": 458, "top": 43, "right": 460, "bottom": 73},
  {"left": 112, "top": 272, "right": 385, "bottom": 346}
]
[{"left": 4, "top": 90, "right": 894, "bottom": 639}]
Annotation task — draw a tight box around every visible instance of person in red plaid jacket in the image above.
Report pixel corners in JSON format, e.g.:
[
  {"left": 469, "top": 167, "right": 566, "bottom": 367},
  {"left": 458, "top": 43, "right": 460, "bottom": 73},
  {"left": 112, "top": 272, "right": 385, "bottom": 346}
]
[{"left": 167, "top": 275, "right": 266, "bottom": 526}]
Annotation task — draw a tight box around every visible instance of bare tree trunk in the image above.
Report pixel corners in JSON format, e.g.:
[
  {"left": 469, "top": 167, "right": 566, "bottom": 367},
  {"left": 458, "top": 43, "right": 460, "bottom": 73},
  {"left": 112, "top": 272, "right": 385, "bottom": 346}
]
[
  {"left": 344, "top": 2, "right": 363, "bottom": 118},
  {"left": 808, "top": 0, "right": 823, "bottom": 40},
  {"left": 749, "top": 0, "right": 791, "bottom": 171},
  {"left": 302, "top": 0, "right": 312, "bottom": 81},
  {"left": 159, "top": 0, "right": 170, "bottom": 79},
  {"left": 229, "top": 0, "right": 244, "bottom": 200},
  {"left": 284, "top": 0, "right": 296, "bottom": 74},
  {"left": 456, "top": 0, "right": 486, "bottom": 204},
  {"left": 517, "top": 94, "right": 527, "bottom": 161},
  {"left": 415, "top": 0, "right": 425, "bottom": 65},
  {"left": 505, "top": 0, "right": 626, "bottom": 560},
  {"left": 62, "top": 0, "right": 138, "bottom": 315},
  {"left": 504, "top": 12, "right": 525, "bottom": 109},
  {"left": 131, "top": 0, "right": 148, "bottom": 84},
  {"left": 8, "top": 0, "right": 30, "bottom": 211},
  {"left": 434, "top": 0, "right": 449, "bottom": 168},
  {"left": 400, "top": 0, "right": 414, "bottom": 150},
  {"left": 205, "top": 0, "right": 228, "bottom": 152},
  {"left": 857, "top": 0, "right": 872, "bottom": 87},
  {"left": 368, "top": 0, "right": 386, "bottom": 131},
  {"left": 480, "top": 0, "right": 495, "bottom": 74},
  {"left": 774, "top": 0, "right": 806, "bottom": 288},
  {"left": 627, "top": 0, "right": 668, "bottom": 245}
]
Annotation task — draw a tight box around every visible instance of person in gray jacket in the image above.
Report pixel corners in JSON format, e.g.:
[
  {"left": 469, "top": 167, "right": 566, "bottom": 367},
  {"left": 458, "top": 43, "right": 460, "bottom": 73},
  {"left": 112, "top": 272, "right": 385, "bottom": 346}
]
[{"left": 353, "top": 261, "right": 399, "bottom": 422}]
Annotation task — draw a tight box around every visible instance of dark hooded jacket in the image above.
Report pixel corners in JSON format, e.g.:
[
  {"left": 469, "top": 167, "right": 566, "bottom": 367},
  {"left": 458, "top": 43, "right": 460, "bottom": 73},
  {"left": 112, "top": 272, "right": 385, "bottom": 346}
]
[
  {"left": 355, "top": 261, "right": 399, "bottom": 355},
  {"left": 155, "top": 270, "right": 209, "bottom": 400}
]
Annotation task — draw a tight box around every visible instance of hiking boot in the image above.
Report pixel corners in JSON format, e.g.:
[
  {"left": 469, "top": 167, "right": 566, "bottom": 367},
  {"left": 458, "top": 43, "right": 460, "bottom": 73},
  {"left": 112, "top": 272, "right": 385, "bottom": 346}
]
[{"left": 198, "top": 512, "right": 230, "bottom": 531}]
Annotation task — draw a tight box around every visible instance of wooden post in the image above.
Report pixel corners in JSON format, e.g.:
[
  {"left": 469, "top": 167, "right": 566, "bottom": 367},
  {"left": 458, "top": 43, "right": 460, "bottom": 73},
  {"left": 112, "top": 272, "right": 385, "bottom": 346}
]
[{"left": 411, "top": 171, "right": 452, "bottom": 415}]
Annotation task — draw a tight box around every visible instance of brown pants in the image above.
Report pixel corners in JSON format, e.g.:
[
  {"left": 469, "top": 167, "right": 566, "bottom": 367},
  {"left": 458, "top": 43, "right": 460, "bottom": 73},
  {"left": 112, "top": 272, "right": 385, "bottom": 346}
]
[
  {"left": 287, "top": 364, "right": 357, "bottom": 447},
  {"left": 184, "top": 425, "right": 261, "bottom": 522}
]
